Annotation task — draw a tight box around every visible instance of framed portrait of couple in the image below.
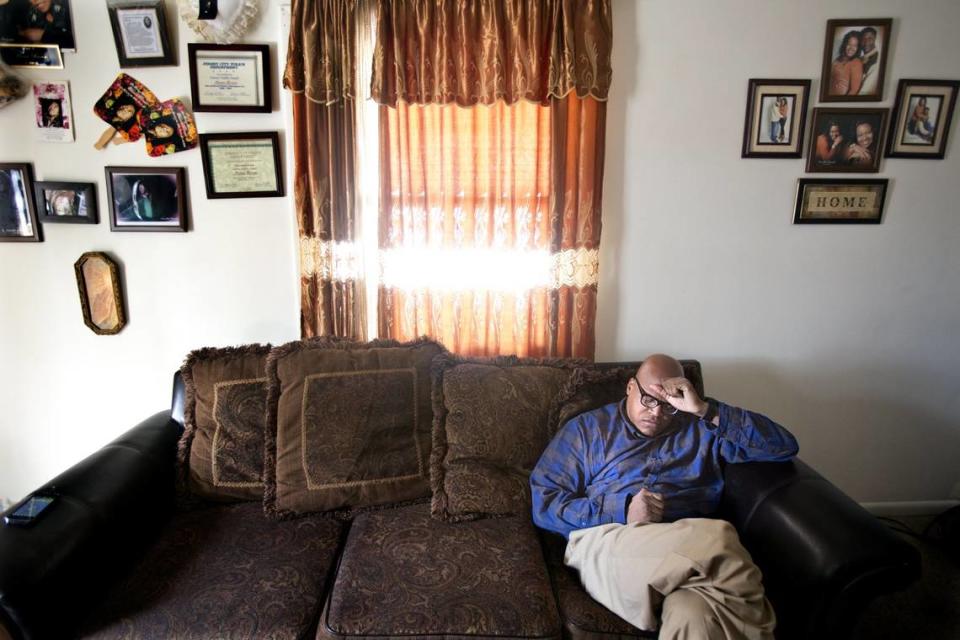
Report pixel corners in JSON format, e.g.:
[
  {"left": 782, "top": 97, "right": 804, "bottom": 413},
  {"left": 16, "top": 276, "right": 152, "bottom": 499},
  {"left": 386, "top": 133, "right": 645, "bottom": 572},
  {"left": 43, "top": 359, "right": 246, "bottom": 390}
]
[
  {"left": 819, "top": 19, "right": 892, "bottom": 103},
  {"left": 741, "top": 79, "right": 811, "bottom": 158}
]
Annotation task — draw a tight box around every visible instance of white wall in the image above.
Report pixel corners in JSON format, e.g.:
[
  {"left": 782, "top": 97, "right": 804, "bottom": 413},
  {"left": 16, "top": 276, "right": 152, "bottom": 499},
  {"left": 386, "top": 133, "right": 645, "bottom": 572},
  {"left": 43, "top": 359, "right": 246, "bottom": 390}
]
[
  {"left": 0, "top": 3, "right": 299, "bottom": 506},
  {"left": 2, "top": 1, "right": 958, "bottom": 509},
  {"left": 598, "top": 0, "right": 960, "bottom": 504}
]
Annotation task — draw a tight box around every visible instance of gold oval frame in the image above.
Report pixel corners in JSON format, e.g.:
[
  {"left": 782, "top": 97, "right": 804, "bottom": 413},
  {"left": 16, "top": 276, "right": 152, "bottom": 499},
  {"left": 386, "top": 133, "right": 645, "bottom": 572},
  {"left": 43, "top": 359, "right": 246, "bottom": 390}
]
[{"left": 74, "top": 252, "right": 126, "bottom": 335}]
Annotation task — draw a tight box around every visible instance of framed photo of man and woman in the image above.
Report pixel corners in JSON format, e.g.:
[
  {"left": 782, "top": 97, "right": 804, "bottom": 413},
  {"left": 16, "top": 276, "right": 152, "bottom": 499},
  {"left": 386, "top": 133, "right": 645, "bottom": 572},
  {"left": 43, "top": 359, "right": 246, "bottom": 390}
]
[
  {"left": 886, "top": 79, "right": 959, "bottom": 159},
  {"left": 820, "top": 19, "right": 892, "bottom": 102},
  {"left": 741, "top": 79, "right": 811, "bottom": 158}
]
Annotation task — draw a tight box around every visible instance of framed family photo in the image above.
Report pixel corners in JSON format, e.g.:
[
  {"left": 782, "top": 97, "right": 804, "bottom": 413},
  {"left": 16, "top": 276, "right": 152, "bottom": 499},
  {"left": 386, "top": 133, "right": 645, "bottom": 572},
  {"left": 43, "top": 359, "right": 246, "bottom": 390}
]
[
  {"left": 794, "top": 179, "right": 888, "bottom": 224},
  {"left": 807, "top": 108, "right": 888, "bottom": 173},
  {"left": 741, "top": 79, "right": 811, "bottom": 158},
  {"left": 820, "top": 18, "right": 892, "bottom": 102},
  {"left": 106, "top": 0, "right": 175, "bottom": 67},
  {"left": 199, "top": 131, "right": 283, "bottom": 198},
  {"left": 886, "top": 79, "right": 959, "bottom": 159},
  {"left": 188, "top": 43, "right": 271, "bottom": 113},
  {"left": 105, "top": 166, "right": 187, "bottom": 231},
  {"left": 33, "top": 181, "right": 97, "bottom": 224},
  {"left": 0, "top": 163, "right": 41, "bottom": 242}
]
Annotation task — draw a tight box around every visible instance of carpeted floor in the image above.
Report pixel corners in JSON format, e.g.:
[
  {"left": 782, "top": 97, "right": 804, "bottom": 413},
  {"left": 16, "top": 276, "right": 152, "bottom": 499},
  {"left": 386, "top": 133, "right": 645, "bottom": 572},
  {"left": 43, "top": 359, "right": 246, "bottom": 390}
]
[{"left": 852, "top": 514, "right": 960, "bottom": 639}]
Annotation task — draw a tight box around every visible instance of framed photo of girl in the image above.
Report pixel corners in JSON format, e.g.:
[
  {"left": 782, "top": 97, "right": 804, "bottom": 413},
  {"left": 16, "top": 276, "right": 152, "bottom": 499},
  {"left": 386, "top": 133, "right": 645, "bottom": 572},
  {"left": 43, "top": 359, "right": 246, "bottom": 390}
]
[
  {"left": 806, "top": 108, "right": 888, "bottom": 174},
  {"left": 741, "top": 79, "right": 811, "bottom": 158},
  {"left": 819, "top": 18, "right": 892, "bottom": 102},
  {"left": 886, "top": 79, "right": 959, "bottom": 159}
]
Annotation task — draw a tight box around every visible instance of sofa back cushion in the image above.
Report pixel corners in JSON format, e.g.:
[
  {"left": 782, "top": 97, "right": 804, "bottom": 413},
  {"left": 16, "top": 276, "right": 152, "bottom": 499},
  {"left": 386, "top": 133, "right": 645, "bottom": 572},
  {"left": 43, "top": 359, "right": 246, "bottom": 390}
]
[
  {"left": 264, "top": 337, "right": 445, "bottom": 519},
  {"left": 178, "top": 344, "right": 272, "bottom": 502},
  {"left": 551, "top": 361, "right": 705, "bottom": 431},
  {"left": 430, "top": 354, "right": 582, "bottom": 522}
]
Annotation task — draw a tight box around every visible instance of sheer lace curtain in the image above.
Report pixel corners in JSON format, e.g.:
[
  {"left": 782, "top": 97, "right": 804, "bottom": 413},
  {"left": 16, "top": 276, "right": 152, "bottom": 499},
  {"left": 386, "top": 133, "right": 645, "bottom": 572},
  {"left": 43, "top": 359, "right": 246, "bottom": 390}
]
[{"left": 286, "top": 0, "right": 611, "bottom": 358}]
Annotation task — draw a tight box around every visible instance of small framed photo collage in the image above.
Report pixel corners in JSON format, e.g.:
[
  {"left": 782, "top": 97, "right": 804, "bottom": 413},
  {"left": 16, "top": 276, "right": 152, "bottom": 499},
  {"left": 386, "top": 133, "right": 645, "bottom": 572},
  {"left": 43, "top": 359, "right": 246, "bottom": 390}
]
[{"left": 741, "top": 17, "right": 958, "bottom": 225}]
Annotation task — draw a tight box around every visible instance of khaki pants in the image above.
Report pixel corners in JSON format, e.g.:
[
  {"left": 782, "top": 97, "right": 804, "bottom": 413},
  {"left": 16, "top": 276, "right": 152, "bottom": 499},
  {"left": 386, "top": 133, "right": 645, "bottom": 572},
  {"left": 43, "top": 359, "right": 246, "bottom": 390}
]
[{"left": 564, "top": 518, "right": 776, "bottom": 640}]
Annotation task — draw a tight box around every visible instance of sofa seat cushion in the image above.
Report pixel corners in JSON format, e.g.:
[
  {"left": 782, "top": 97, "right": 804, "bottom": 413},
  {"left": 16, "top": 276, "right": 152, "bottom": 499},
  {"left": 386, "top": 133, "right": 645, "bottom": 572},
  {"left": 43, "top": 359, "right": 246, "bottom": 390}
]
[
  {"left": 541, "top": 533, "right": 654, "bottom": 639},
  {"left": 318, "top": 503, "right": 561, "bottom": 639},
  {"left": 78, "top": 502, "right": 344, "bottom": 640}
]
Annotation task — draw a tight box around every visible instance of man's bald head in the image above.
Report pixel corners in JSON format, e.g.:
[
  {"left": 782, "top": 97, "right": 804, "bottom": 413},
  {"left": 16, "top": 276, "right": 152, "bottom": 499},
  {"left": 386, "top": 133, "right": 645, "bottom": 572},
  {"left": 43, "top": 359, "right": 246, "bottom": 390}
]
[{"left": 636, "top": 354, "right": 683, "bottom": 388}]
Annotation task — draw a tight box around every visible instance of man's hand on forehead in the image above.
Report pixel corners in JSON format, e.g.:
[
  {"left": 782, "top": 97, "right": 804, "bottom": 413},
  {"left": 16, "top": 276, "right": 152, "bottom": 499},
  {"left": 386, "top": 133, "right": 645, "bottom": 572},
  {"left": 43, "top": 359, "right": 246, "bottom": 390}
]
[{"left": 650, "top": 377, "right": 707, "bottom": 416}]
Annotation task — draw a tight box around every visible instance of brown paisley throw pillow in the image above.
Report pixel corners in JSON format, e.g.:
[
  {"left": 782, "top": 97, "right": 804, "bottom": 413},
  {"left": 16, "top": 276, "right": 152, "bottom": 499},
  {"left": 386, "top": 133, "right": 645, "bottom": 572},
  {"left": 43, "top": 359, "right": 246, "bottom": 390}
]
[
  {"left": 179, "top": 344, "right": 272, "bottom": 502},
  {"left": 550, "top": 361, "right": 705, "bottom": 432},
  {"left": 264, "top": 337, "right": 446, "bottom": 519},
  {"left": 430, "top": 353, "right": 583, "bottom": 522}
]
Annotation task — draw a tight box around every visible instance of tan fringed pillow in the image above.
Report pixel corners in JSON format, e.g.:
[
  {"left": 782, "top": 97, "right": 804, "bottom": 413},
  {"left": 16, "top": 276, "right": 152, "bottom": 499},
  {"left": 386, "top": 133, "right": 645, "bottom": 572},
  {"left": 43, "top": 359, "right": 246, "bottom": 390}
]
[
  {"left": 430, "top": 353, "right": 583, "bottom": 522},
  {"left": 264, "top": 337, "right": 445, "bottom": 519},
  {"left": 550, "top": 361, "right": 706, "bottom": 431},
  {"left": 178, "top": 344, "right": 272, "bottom": 502}
]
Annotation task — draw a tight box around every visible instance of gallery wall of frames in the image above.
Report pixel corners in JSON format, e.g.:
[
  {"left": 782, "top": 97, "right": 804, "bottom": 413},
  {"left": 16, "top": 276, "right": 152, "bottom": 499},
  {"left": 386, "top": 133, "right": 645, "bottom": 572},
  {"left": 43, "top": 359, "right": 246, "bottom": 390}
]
[
  {"left": 740, "top": 18, "right": 958, "bottom": 225},
  {"left": 0, "top": 0, "right": 284, "bottom": 334}
]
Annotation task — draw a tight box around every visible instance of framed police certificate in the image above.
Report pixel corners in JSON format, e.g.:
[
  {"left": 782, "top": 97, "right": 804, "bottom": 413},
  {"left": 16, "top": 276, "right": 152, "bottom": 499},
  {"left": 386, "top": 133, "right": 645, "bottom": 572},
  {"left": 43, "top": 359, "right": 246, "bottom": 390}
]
[{"left": 188, "top": 43, "right": 271, "bottom": 113}]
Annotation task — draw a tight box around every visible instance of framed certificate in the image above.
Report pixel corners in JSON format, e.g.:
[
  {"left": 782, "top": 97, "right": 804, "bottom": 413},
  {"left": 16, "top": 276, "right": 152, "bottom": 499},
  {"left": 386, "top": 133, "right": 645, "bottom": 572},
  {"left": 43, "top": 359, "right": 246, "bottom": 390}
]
[
  {"left": 106, "top": 0, "right": 175, "bottom": 67},
  {"left": 188, "top": 43, "right": 272, "bottom": 113},
  {"left": 199, "top": 132, "right": 283, "bottom": 199}
]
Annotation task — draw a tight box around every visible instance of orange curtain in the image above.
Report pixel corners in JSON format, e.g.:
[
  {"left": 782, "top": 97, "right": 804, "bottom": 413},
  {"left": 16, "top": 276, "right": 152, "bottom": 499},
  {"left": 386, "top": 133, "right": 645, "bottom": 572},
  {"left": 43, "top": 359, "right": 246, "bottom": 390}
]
[
  {"left": 285, "top": 0, "right": 366, "bottom": 339},
  {"left": 373, "top": 0, "right": 610, "bottom": 358},
  {"left": 377, "top": 93, "right": 606, "bottom": 358}
]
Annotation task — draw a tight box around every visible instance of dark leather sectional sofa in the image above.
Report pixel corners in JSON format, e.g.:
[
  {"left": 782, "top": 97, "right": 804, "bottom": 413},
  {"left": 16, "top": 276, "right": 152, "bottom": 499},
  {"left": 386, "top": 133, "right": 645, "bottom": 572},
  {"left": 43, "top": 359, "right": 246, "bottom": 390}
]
[{"left": 0, "top": 357, "right": 920, "bottom": 640}]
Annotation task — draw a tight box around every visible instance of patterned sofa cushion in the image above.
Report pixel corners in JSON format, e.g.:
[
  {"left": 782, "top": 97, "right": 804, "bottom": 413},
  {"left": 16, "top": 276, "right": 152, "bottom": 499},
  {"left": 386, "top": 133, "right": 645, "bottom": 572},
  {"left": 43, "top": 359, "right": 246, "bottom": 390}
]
[
  {"left": 178, "top": 344, "right": 272, "bottom": 502},
  {"left": 541, "top": 532, "right": 655, "bottom": 639},
  {"left": 551, "top": 362, "right": 705, "bottom": 431},
  {"left": 77, "top": 502, "right": 344, "bottom": 640},
  {"left": 430, "top": 353, "right": 582, "bottom": 522},
  {"left": 317, "top": 502, "right": 561, "bottom": 640},
  {"left": 265, "top": 337, "right": 445, "bottom": 519}
]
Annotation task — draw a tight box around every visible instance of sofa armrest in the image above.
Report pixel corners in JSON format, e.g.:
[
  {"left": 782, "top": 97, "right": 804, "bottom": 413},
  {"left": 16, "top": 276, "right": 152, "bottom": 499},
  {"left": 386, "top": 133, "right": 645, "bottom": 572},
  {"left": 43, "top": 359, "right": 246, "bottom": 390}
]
[
  {"left": 0, "top": 410, "right": 181, "bottom": 640},
  {"left": 720, "top": 459, "right": 921, "bottom": 640}
]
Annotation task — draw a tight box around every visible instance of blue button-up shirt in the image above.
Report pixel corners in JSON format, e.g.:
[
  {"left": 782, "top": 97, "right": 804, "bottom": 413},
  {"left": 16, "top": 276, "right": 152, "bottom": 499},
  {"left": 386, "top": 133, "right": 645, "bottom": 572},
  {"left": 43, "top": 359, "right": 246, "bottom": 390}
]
[{"left": 530, "top": 400, "right": 799, "bottom": 539}]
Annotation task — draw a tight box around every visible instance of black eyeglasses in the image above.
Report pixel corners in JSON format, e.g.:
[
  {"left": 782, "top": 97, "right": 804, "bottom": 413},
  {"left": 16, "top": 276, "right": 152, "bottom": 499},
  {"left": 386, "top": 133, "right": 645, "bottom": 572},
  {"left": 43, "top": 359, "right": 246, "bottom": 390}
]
[{"left": 632, "top": 376, "right": 679, "bottom": 415}]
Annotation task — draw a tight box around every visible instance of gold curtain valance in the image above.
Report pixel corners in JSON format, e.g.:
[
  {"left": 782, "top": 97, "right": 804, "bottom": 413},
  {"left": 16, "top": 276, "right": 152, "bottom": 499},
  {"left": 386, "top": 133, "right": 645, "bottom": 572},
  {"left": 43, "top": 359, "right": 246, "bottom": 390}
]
[
  {"left": 284, "top": 0, "right": 358, "bottom": 104},
  {"left": 371, "top": 0, "right": 612, "bottom": 107}
]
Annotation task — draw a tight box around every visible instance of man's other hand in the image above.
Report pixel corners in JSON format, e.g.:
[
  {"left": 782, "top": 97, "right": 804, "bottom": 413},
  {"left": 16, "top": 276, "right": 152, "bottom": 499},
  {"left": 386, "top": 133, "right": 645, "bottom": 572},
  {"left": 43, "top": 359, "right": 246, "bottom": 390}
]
[
  {"left": 626, "top": 488, "right": 664, "bottom": 524},
  {"left": 650, "top": 377, "right": 708, "bottom": 417}
]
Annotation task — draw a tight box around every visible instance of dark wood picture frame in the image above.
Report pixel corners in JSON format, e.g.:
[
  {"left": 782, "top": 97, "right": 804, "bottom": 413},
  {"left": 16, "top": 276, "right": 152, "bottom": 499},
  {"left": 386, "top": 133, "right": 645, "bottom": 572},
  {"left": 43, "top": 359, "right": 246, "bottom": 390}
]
[
  {"left": 188, "top": 43, "right": 272, "bottom": 113},
  {"left": 74, "top": 252, "right": 126, "bottom": 335},
  {"left": 34, "top": 181, "right": 98, "bottom": 224},
  {"left": 199, "top": 132, "right": 284, "bottom": 199},
  {"left": 741, "top": 79, "right": 811, "bottom": 158},
  {"left": 819, "top": 18, "right": 892, "bottom": 103},
  {"left": 806, "top": 107, "right": 888, "bottom": 174},
  {"left": 106, "top": 0, "right": 175, "bottom": 67},
  {"left": 794, "top": 178, "right": 888, "bottom": 224},
  {"left": 0, "top": 163, "right": 42, "bottom": 242},
  {"left": 886, "top": 79, "right": 960, "bottom": 159},
  {"left": 105, "top": 166, "right": 188, "bottom": 232}
]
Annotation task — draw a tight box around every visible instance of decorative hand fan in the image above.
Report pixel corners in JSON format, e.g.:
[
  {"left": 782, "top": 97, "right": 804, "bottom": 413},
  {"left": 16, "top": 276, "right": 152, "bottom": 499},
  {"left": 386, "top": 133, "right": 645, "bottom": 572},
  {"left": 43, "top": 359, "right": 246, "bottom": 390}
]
[{"left": 177, "top": 0, "right": 260, "bottom": 44}]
